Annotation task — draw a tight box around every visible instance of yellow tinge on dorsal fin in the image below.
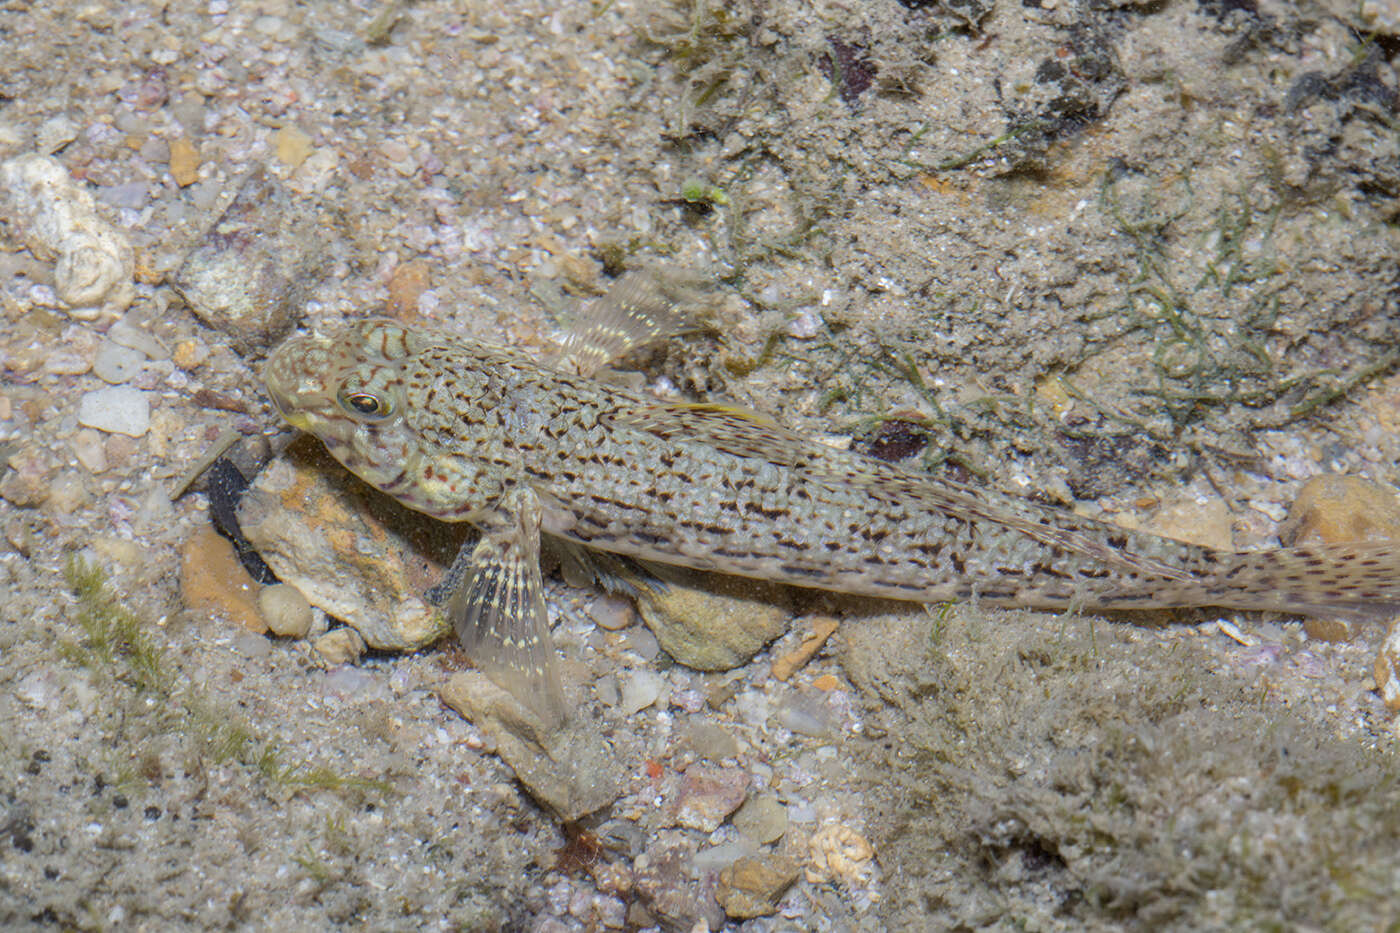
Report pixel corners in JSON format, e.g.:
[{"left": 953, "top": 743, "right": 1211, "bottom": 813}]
[{"left": 665, "top": 401, "right": 781, "bottom": 426}]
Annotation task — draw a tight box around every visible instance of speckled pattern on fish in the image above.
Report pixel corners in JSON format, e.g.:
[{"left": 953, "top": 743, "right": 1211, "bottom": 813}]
[{"left": 263, "top": 275, "right": 1400, "bottom": 723}]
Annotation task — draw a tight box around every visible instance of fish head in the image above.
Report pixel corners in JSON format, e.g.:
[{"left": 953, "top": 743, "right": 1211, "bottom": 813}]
[{"left": 263, "top": 318, "right": 425, "bottom": 496}]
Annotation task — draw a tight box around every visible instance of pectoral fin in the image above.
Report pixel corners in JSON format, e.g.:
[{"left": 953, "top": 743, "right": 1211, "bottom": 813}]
[
  {"left": 440, "top": 490, "right": 567, "bottom": 727},
  {"left": 550, "top": 270, "right": 701, "bottom": 376}
]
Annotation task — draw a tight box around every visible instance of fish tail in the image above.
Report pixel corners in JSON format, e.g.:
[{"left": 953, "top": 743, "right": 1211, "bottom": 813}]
[{"left": 1097, "top": 542, "right": 1400, "bottom": 622}]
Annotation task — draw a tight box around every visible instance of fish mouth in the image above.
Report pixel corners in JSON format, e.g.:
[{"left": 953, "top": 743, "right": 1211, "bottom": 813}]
[
  {"left": 267, "top": 383, "right": 315, "bottom": 432},
  {"left": 263, "top": 334, "right": 337, "bottom": 431}
]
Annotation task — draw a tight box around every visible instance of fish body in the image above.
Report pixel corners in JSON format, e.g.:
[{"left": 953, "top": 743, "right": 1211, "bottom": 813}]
[{"left": 263, "top": 286, "right": 1400, "bottom": 722}]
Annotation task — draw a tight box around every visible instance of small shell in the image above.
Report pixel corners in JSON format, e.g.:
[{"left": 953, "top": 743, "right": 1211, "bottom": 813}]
[
  {"left": 805, "top": 823, "right": 875, "bottom": 885},
  {"left": 0, "top": 153, "right": 135, "bottom": 318}
]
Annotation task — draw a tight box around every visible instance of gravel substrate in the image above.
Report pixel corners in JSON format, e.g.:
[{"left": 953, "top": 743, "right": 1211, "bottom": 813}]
[{"left": 4, "top": 1, "right": 1400, "bottom": 929}]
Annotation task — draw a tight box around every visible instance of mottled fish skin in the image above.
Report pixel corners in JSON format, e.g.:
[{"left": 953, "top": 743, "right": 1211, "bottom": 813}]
[{"left": 264, "top": 317, "right": 1400, "bottom": 626}]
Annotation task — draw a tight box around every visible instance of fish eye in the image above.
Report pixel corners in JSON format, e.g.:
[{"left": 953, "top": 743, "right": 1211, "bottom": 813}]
[{"left": 339, "top": 390, "right": 392, "bottom": 420}]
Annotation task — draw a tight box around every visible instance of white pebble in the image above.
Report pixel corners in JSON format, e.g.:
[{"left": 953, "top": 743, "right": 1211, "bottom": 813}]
[
  {"left": 259, "top": 583, "right": 313, "bottom": 638},
  {"left": 0, "top": 154, "right": 135, "bottom": 316},
  {"left": 71, "top": 428, "right": 108, "bottom": 473},
  {"left": 48, "top": 472, "right": 90, "bottom": 511},
  {"left": 106, "top": 316, "right": 168, "bottom": 359},
  {"left": 36, "top": 116, "right": 79, "bottom": 155},
  {"left": 77, "top": 385, "right": 150, "bottom": 436},
  {"left": 787, "top": 308, "right": 823, "bottom": 338},
  {"left": 42, "top": 350, "right": 92, "bottom": 375},
  {"left": 619, "top": 670, "right": 666, "bottom": 715},
  {"left": 92, "top": 341, "right": 145, "bottom": 383},
  {"left": 0, "top": 121, "right": 24, "bottom": 152},
  {"left": 15, "top": 669, "right": 60, "bottom": 709}
]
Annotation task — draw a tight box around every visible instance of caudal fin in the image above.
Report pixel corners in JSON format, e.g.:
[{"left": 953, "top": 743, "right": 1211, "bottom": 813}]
[{"left": 1102, "top": 542, "right": 1400, "bottom": 623}]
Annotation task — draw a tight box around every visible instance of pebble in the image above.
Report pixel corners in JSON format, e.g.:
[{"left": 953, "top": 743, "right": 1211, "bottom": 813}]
[
  {"left": 290, "top": 148, "right": 339, "bottom": 194},
  {"left": 47, "top": 471, "right": 90, "bottom": 512},
  {"left": 620, "top": 627, "right": 658, "bottom": 664},
  {"left": 172, "top": 165, "right": 324, "bottom": 353},
  {"left": 77, "top": 385, "right": 150, "bottom": 437},
  {"left": 689, "top": 840, "right": 754, "bottom": 878},
  {"left": 618, "top": 670, "right": 666, "bottom": 715},
  {"left": 670, "top": 686, "right": 706, "bottom": 714},
  {"left": 167, "top": 95, "right": 204, "bottom": 138},
  {"left": 632, "top": 832, "right": 724, "bottom": 930},
  {"left": 171, "top": 339, "right": 210, "bottom": 370},
  {"left": 0, "top": 153, "right": 135, "bottom": 317},
  {"left": 672, "top": 764, "right": 749, "bottom": 833},
  {"left": 776, "top": 690, "right": 833, "bottom": 738},
  {"left": 178, "top": 525, "right": 266, "bottom": 633},
  {"left": 275, "top": 125, "right": 314, "bottom": 169},
  {"left": 771, "top": 617, "right": 839, "bottom": 681},
  {"left": 387, "top": 259, "right": 431, "bottom": 317},
  {"left": 1280, "top": 474, "right": 1400, "bottom": 547},
  {"left": 786, "top": 308, "right": 823, "bottom": 339},
  {"left": 128, "top": 485, "right": 175, "bottom": 538},
  {"left": 15, "top": 669, "right": 62, "bottom": 709},
  {"left": 104, "top": 433, "right": 137, "bottom": 470},
  {"left": 1142, "top": 496, "right": 1234, "bottom": 551},
  {"left": 321, "top": 664, "right": 380, "bottom": 702},
  {"left": 90, "top": 534, "right": 146, "bottom": 570},
  {"left": 236, "top": 437, "right": 457, "bottom": 650},
  {"left": 731, "top": 794, "right": 788, "bottom": 844},
  {"left": 42, "top": 349, "right": 92, "bottom": 375},
  {"left": 168, "top": 137, "right": 199, "bottom": 187},
  {"left": 258, "top": 583, "right": 314, "bottom": 638},
  {"left": 96, "top": 182, "right": 147, "bottom": 210},
  {"left": 1374, "top": 619, "right": 1400, "bottom": 712},
  {"left": 629, "top": 565, "right": 793, "bottom": 671},
  {"left": 313, "top": 627, "right": 367, "bottom": 665},
  {"left": 35, "top": 115, "right": 80, "bottom": 155},
  {"left": 0, "top": 448, "right": 55, "bottom": 507},
  {"left": 716, "top": 854, "right": 800, "bottom": 919},
  {"left": 139, "top": 135, "right": 169, "bottom": 164},
  {"left": 439, "top": 672, "right": 626, "bottom": 822},
  {"left": 785, "top": 800, "right": 817, "bottom": 825},
  {"left": 567, "top": 890, "right": 627, "bottom": 928},
  {"left": 804, "top": 823, "right": 875, "bottom": 885},
  {"left": 106, "top": 316, "right": 169, "bottom": 359},
  {"left": 1280, "top": 475, "right": 1400, "bottom": 642},
  {"left": 681, "top": 721, "right": 740, "bottom": 761},
  {"left": 233, "top": 630, "right": 272, "bottom": 660},
  {"left": 593, "top": 673, "right": 620, "bottom": 707},
  {"left": 91, "top": 341, "right": 145, "bottom": 384},
  {"left": 732, "top": 689, "right": 772, "bottom": 731},
  {"left": 379, "top": 139, "right": 417, "bottom": 176},
  {"left": 589, "top": 594, "right": 635, "bottom": 631},
  {"left": 253, "top": 14, "right": 299, "bottom": 41},
  {"left": 71, "top": 428, "right": 108, "bottom": 474}
]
